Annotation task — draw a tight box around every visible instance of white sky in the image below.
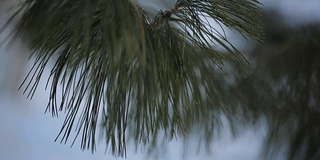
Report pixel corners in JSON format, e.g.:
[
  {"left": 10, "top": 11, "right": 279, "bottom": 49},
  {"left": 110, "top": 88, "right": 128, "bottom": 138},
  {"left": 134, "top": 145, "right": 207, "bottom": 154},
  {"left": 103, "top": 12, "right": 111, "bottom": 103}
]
[{"left": 1, "top": 0, "right": 320, "bottom": 159}]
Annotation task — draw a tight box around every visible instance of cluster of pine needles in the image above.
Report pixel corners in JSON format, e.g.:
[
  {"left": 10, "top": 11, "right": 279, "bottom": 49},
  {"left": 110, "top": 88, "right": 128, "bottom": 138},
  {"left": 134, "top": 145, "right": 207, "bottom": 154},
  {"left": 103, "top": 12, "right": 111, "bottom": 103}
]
[{"left": 3, "top": 0, "right": 263, "bottom": 157}]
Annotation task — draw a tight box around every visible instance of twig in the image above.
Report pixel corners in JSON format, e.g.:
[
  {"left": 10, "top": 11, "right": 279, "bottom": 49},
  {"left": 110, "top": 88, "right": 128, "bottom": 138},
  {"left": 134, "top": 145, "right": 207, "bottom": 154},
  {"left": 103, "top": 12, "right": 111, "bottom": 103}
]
[{"left": 151, "top": 0, "right": 186, "bottom": 28}]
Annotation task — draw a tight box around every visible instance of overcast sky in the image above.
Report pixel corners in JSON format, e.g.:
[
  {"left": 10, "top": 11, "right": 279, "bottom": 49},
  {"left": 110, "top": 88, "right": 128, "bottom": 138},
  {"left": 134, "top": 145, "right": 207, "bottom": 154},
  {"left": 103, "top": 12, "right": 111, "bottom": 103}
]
[{"left": 1, "top": 0, "right": 320, "bottom": 160}]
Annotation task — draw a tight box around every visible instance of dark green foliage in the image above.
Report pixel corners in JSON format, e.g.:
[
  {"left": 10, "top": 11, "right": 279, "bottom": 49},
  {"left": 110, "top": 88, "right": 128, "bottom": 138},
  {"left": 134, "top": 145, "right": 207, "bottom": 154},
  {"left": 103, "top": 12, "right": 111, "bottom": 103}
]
[
  {"left": 4, "top": 0, "right": 263, "bottom": 157},
  {"left": 264, "top": 25, "right": 320, "bottom": 160},
  {"left": 247, "top": 17, "right": 320, "bottom": 159},
  {"left": 4, "top": 1, "right": 320, "bottom": 159}
]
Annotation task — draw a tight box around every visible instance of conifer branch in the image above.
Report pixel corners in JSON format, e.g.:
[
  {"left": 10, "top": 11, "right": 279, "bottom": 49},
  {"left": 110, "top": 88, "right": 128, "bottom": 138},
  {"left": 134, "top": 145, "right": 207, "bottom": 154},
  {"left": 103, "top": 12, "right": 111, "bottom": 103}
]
[{"left": 4, "top": 0, "right": 263, "bottom": 157}]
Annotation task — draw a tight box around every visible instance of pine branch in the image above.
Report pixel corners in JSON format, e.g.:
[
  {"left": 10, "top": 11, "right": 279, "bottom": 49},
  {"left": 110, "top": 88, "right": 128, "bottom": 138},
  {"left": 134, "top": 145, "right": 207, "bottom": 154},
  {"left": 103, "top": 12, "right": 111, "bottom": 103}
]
[{"left": 6, "top": 0, "right": 263, "bottom": 157}]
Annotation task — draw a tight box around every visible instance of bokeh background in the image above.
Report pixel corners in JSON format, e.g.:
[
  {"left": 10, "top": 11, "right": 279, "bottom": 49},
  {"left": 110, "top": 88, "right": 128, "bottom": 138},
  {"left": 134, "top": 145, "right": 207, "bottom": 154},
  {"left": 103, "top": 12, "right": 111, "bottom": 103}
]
[{"left": 1, "top": 0, "right": 320, "bottom": 159}]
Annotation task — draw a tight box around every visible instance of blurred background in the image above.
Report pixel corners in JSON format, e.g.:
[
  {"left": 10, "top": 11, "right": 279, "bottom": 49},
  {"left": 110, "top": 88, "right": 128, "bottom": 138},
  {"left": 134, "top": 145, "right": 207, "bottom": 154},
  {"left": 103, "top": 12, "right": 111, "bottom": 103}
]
[{"left": 1, "top": 0, "right": 320, "bottom": 159}]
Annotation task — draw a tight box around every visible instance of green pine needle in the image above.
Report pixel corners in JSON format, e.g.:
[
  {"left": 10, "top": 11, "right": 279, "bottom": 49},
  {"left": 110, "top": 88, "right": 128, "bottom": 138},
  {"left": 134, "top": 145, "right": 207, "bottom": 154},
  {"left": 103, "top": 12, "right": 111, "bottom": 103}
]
[{"left": 6, "top": 0, "right": 263, "bottom": 157}]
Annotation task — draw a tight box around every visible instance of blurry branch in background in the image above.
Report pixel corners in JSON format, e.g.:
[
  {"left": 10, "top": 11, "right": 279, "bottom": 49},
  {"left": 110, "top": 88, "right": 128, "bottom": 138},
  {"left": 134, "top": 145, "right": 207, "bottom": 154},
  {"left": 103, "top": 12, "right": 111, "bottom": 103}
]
[
  {"left": 2, "top": 0, "right": 263, "bottom": 157},
  {"left": 243, "top": 10, "right": 320, "bottom": 160},
  {"left": 261, "top": 24, "right": 320, "bottom": 160}
]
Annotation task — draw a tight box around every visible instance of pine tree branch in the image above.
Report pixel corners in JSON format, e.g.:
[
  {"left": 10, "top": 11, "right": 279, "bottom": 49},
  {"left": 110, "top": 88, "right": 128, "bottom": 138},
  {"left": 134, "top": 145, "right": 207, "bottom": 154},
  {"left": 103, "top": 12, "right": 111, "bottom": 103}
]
[{"left": 5, "top": 0, "right": 264, "bottom": 157}]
